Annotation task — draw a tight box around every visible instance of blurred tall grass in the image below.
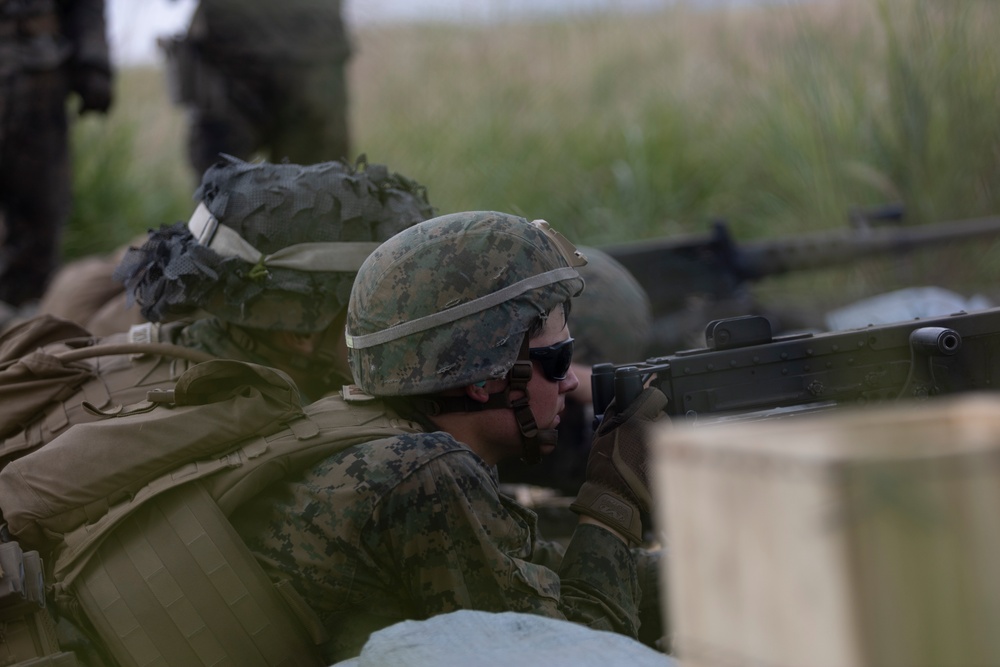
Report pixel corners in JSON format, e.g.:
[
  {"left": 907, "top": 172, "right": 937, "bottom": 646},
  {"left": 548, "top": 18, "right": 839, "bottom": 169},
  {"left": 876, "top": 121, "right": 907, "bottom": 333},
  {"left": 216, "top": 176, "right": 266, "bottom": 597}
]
[{"left": 69, "top": 0, "right": 1000, "bottom": 310}]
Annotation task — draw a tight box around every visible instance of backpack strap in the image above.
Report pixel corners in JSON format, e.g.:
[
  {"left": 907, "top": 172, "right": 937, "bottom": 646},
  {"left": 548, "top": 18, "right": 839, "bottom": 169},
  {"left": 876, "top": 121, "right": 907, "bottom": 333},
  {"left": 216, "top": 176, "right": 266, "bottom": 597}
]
[{"left": 53, "top": 343, "right": 216, "bottom": 366}]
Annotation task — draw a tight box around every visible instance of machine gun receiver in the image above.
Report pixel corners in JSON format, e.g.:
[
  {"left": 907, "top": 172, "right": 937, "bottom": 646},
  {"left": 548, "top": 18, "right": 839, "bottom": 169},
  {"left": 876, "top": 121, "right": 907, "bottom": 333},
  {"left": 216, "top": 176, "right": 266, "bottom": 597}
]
[{"left": 592, "top": 308, "right": 1000, "bottom": 424}]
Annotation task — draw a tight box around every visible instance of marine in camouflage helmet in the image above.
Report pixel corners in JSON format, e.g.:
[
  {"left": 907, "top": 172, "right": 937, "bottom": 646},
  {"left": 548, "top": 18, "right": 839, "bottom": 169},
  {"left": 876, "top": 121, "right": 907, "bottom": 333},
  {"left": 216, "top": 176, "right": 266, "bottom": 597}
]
[
  {"left": 347, "top": 211, "right": 585, "bottom": 394},
  {"left": 572, "top": 247, "right": 653, "bottom": 364},
  {"left": 112, "top": 155, "right": 434, "bottom": 400},
  {"left": 346, "top": 210, "right": 586, "bottom": 461},
  {"left": 115, "top": 154, "right": 434, "bottom": 333},
  {"left": 497, "top": 247, "right": 652, "bottom": 495}
]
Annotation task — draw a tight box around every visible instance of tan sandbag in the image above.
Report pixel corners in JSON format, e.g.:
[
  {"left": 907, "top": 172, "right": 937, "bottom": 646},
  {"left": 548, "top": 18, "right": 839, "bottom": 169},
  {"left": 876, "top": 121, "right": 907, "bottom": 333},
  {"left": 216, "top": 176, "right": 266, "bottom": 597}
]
[
  {"left": 36, "top": 256, "right": 127, "bottom": 332},
  {"left": 652, "top": 394, "right": 1000, "bottom": 667},
  {"left": 83, "top": 291, "right": 145, "bottom": 337},
  {"left": 36, "top": 239, "right": 145, "bottom": 336}
]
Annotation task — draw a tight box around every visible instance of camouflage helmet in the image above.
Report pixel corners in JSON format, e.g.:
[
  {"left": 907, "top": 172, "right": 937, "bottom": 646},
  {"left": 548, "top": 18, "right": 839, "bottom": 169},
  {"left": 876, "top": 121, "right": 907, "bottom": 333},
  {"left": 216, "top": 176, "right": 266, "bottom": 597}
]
[
  {"left": 114, "top": 155, "right": 435, "bottom": 333},
  {"left": 347, "top": 211, "right": 587, "bottom": 396},
  {"left": 572, "top": 247, "right": 653, "bottom": 364}
]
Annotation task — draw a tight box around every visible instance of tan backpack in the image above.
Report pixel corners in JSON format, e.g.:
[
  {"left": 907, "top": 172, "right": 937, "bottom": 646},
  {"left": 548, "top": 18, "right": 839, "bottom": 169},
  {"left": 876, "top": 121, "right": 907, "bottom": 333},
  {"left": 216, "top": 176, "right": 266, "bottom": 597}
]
[
  {"left": 0, "top": 315, "right": 98, "bottom": 443},
  {"left": 0, "top": 314, "right": 215, "bottom": 468},
  {"left": 0, "top": 358, "right": 421, "bottom": 666}
]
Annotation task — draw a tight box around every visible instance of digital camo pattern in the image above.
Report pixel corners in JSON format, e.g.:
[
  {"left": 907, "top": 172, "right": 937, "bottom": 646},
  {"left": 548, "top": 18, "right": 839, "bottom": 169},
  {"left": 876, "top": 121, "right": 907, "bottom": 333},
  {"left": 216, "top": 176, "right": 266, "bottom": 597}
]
[
  {"left": 232, "top": 428, "right": 642, "bottom": 664},
  {"left": 114, "top": 156, "right": 434, "bottom": 332},
  {"left": 573, "top": 247, "right": 653, "bottom": 364},
  {"left": 347, "top": 211, "right": 585, "bottom": 395}
]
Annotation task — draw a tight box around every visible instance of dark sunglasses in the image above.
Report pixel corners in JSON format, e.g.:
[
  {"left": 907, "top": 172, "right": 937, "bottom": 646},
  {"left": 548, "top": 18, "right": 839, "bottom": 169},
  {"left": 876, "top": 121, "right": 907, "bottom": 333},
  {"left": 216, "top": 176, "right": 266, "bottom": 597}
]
[{"left": 528, "top": 337, "right": 575, "bottom": 382}]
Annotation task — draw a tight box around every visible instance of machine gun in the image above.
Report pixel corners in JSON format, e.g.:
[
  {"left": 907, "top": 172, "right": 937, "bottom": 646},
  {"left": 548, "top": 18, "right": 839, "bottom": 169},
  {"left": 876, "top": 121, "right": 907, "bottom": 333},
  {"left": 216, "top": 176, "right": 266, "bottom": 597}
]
[
  {"left": 592, "top": 306, "right": 1000, "bottom": 424},
  {"left": 601, "top": 210, "right": 1000, "bottom": 352}
]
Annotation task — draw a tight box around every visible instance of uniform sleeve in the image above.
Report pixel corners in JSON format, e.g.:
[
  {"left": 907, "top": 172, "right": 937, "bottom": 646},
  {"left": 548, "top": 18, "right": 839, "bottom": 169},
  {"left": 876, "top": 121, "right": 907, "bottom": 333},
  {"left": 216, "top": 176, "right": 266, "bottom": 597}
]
[
  {"left": 371, "top": 449, "right": 642, "bottom": 637},
  {"left": 633, "top": 547, "right": 668, "bottom": 649},
  {"left": 558, "top": 524, "right": 642, "bottom": 636}
]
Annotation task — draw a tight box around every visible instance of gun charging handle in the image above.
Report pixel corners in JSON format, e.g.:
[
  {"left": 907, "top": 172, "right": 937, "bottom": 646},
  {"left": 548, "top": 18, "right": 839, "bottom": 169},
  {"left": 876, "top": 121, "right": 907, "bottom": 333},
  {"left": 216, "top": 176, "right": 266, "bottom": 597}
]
[
  {"left": 591, "top": 363, "right": 616, "bottom": 425},
  {"left": 614, "top": 366, "right": 644, "bottom": 413},
  {"left": 899, "top": 327, "right": 962, "bottom": 400},
  {"left": 590, "top": 364, "right": 644, "bottom": 427}
]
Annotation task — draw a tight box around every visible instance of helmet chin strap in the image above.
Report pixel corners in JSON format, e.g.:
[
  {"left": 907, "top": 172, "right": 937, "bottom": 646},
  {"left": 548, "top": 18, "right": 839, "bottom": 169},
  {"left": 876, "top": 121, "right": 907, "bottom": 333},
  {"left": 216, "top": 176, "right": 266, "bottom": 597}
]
[
  {"left": 404, "top": 336, "right": 558, "bottom": 464},
  {"left": 506, "top": 336, "right": 558, "bottom": 464}
]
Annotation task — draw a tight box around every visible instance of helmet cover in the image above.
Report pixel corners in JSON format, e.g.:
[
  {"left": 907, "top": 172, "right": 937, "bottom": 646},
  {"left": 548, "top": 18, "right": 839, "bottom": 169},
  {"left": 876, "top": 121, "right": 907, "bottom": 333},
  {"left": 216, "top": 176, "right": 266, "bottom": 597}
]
[
  {"left": 347, "top": 211, "right": 586, "bottom": 395},
  {"left": 114, "top": 155, "right": 435, "bottom": 332}
]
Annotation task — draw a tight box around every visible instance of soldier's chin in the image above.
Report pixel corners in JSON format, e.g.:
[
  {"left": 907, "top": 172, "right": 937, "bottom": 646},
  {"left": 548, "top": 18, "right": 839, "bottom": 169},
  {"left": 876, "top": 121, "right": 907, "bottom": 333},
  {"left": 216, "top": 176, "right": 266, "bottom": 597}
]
[{"left": 540, "top": 440, "right": 558, "bottom": 457}]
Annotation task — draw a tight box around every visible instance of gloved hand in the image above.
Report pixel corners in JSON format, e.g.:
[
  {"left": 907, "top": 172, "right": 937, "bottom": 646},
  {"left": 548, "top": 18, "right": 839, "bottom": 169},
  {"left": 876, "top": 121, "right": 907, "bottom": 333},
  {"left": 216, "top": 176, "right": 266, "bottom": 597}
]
[
  {"left": 569, "top": 387, "right": 669, "bottom": 544},
  {"left": 72, "top": 65, "right": 113, "bottom": 115}
]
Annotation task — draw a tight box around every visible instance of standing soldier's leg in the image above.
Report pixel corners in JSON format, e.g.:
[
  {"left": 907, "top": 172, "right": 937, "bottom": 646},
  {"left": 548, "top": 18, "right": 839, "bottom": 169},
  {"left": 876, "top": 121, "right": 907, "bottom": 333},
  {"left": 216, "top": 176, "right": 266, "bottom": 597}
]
[
  {"left": 186, "top": 103, "right": 259, "bottom": 179},
  {"left": 271, "top": 61, "right": 351, "bottom": 165},
  {"left": 0, "top": 69, "right": 71, "bottom": 307}
]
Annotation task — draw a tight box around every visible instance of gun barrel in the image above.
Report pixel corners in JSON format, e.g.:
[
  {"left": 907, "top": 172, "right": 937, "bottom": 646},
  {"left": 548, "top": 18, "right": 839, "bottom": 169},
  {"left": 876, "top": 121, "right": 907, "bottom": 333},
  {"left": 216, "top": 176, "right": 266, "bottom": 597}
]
[
  {"left": 601, "top": 216, "right": 1000, "bottom": 315},
  {"left": 739, "top": 216, "right": 1000, "bottom": 278}
]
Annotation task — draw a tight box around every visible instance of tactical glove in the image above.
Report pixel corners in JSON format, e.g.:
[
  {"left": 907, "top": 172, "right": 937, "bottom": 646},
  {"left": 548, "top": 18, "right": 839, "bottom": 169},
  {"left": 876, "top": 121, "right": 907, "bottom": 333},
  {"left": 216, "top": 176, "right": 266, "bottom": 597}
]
[
  {"left": 569, "top": 386, "right": 668, "bottom": 544},
  {"left": 72, "top": 65, "right": 113, "bottom": 115}
]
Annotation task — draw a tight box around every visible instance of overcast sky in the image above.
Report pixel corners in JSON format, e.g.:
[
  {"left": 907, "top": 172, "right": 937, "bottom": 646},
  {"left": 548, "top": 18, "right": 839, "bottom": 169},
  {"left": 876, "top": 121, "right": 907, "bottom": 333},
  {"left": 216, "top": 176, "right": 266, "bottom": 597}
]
[{"left": 107, "top": 0, "right": 690, "bottom": 65}]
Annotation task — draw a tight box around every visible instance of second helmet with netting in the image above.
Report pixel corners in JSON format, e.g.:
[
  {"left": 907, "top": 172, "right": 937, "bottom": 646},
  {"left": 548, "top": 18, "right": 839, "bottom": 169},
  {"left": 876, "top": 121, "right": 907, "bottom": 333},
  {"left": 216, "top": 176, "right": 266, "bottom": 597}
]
[
  {"left": 346, "top": 211, "right": 587, "bottom": 396},
  {"left": 114, "top": 155, "right": 435, "bottom": 333}
]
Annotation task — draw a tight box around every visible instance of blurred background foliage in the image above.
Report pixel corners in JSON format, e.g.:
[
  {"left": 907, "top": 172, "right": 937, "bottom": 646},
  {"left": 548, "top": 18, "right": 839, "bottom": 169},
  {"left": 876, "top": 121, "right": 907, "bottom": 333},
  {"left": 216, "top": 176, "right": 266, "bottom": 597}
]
[{"left": 69, "top": 0, "right": 1000, "bottom": 315}]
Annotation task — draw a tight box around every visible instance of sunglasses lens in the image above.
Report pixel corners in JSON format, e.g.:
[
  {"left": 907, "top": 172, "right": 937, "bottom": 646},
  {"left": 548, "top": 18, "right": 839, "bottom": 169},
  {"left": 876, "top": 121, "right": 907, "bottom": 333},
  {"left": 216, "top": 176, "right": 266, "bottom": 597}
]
[{"left": 529, "top": 338, "right": 574, "bottom": 382}]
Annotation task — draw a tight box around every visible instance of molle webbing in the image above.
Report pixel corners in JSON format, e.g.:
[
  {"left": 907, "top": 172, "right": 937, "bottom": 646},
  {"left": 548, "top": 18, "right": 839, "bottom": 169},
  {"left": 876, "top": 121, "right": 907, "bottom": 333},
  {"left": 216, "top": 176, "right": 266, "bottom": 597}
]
[
  {"left": 36, "top": 392, "right": 421, "bottom": 589},
  {"left": 0, "top": 541, "right": 71, "bottom": 665},
  {"left": 73, "top": 483, "right": 323, "bottom": 667},
  {"left": 2, "top": 360, "right": 422, "bottom": 665}
]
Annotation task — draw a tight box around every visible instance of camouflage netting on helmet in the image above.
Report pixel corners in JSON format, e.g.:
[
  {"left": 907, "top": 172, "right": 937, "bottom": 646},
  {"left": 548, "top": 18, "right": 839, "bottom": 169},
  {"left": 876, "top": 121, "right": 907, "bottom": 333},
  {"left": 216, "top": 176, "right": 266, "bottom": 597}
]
[
  {"left": 347, "top": 211, "right": 585, "bottom": 396},
  {"left": 114, "top": 155, "right": 435, "bottom": 333},
  {"left": 572, "top": 247, "right": 653, "bottom": 364}
]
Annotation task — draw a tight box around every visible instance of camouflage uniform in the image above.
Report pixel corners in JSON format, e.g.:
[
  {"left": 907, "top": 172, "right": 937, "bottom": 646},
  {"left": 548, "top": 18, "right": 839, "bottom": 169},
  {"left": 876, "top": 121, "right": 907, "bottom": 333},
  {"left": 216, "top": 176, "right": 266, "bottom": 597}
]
[
  {"left": 0, "top": 157, "right": 434, "bottom": 459},
  {"left": 0, "top": 0, "right": 112, "bottom": 306},
  {"left": 168, "top": 0, "right": 352, "bottom": 176},
  {"left": 234, "top": 430, "right": 648, "bottom": 663},
  {"left": 233, "top": 212, "right": 665, "bottom": 662}
]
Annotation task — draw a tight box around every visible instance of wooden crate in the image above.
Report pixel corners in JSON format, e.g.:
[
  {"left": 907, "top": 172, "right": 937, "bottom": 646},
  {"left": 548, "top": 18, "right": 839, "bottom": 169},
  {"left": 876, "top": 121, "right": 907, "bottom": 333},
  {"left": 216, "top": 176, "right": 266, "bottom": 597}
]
[{"left": 652, "top": 394, "right": 1000, "bottom": 667}]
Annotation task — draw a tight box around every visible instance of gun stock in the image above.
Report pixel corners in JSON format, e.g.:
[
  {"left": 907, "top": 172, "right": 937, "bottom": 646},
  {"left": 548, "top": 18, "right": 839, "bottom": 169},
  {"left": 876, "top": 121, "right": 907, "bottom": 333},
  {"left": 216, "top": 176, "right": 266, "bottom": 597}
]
[{"left": 593, "top": 306, "right": 1000, "bottom": 423}]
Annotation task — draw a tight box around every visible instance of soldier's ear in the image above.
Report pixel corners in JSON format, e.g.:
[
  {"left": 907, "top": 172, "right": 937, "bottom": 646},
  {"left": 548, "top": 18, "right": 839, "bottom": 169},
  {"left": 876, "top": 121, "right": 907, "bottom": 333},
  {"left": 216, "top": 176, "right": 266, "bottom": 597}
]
[{"left": 465, "top": 381, "right": 490, "bottom": 403}]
